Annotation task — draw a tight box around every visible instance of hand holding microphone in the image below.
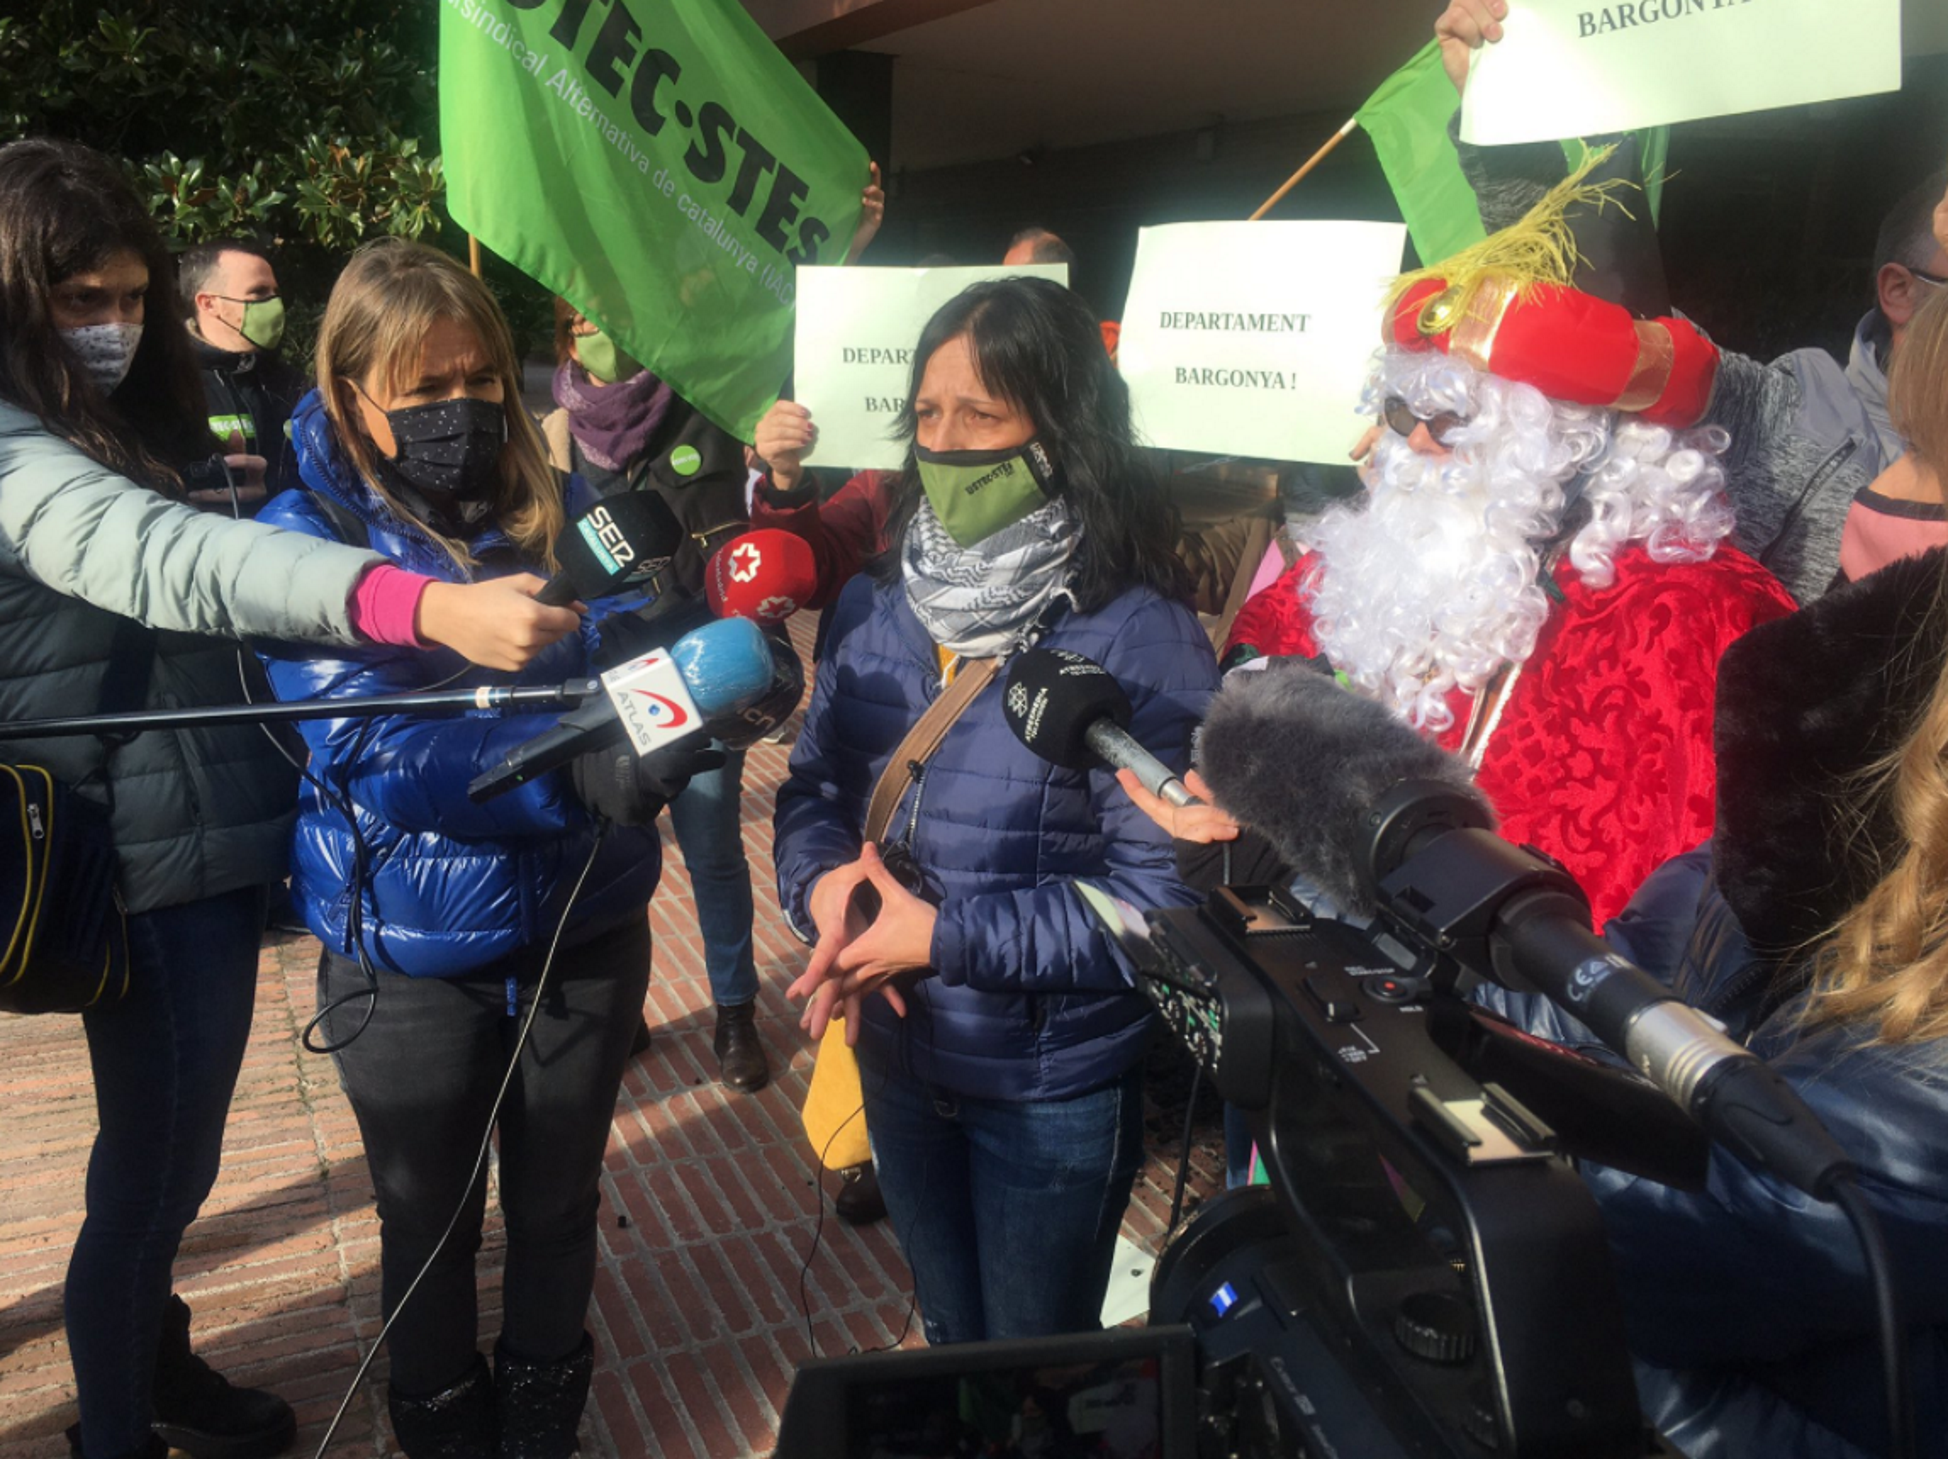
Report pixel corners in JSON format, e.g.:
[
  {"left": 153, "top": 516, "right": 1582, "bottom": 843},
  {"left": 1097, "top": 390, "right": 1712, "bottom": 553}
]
[{"left": 1001, "top": 647, "right": 1240, "bottom": 842}]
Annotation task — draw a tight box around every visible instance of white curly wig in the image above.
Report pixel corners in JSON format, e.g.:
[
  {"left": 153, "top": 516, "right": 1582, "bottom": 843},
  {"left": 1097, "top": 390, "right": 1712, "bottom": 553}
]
[{"left": 1305, "top": 348, "right": 1735, "bottom": 732}]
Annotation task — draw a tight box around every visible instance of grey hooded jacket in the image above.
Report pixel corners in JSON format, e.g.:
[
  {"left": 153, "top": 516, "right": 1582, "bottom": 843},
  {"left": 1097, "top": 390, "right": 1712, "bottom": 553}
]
[
  {"left": 1456, "top": 130, "right": 1881, "bottom": 603},
  {"left": 0, "top": 401, "right": 380, "bottom": 911}
]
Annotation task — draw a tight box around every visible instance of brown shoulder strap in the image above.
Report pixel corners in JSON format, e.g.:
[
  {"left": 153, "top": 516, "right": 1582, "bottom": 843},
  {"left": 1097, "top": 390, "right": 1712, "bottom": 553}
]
[{"left": 863, "top": 656, "right": 1002, "bottom": 846}]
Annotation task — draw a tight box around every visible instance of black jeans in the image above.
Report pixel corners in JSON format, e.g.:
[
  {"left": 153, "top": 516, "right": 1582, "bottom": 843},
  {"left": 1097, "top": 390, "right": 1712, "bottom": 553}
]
[
  {"left": 67, "top": 884, "right": 268, "bottom": 1459},
  {"left": 319, "top": 915, "right": 649, "bottom": 1396}
]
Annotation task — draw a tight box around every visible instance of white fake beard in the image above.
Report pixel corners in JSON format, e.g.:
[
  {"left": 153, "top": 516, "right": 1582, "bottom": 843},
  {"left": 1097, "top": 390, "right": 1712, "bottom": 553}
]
[{"left": 1306, "top": 426, "right": 1564, "bottom": 736}]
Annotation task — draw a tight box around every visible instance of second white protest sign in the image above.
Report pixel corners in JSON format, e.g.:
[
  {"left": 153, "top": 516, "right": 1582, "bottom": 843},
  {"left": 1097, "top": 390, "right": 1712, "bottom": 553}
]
[
  {"left": 1460, "top": 0, "right": 1901, "bottom": 147},
  {"left": 1119, "top": 220, "right": 1407, "bottom": 465}
]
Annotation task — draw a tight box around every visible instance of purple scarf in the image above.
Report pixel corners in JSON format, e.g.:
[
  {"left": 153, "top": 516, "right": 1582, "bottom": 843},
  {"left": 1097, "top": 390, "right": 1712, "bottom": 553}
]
[{"left": 551, "top": 361, "right": 674, "bottom": 473}]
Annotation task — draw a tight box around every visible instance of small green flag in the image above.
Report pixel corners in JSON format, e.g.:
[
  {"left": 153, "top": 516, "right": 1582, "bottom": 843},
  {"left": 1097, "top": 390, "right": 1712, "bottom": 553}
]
[
  {"left": 439, "top": 0, "right": 867, "bottom": 439},
  {"left": 1355, "top": 41, "right": 1669, "bottom": 270},
  {"left": 1355, "top": 41, "right": 1488, "bottom": 268}
]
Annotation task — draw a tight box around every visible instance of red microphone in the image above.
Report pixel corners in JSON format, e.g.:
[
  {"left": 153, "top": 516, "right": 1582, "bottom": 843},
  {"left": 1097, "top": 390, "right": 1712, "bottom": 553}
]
[{"left": 705, "top": 530, "right": 819, "bottom": 625}]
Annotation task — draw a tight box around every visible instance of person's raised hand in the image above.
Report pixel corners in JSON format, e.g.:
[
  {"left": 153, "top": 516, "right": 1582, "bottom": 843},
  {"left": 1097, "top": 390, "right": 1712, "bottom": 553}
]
[
  {"left": 754, "top": 400, "right": 818, "bottom": 494},
  {"left": 1114, "top": 767, "right": 1242, "bottom": 845},
  {"left": 845, "top": 162, "right": 886, "bottom": 264},
  {"left": 415, "top": 574, "right": 582, "bottom": 671},
  {"left": 1436, "top": 0, "right": 1509, "bottom": 97}
]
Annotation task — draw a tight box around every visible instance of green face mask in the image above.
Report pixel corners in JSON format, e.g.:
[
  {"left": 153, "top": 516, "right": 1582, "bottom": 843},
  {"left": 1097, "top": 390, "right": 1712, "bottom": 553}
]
[
  {"left": 219, "top": 295, "right": 285, "bottom": 352},
  {"left": 575, "top": 328, "right": 642, "bottom": 386},
  {"left": 914, "top": 438, "right": 1059, "bottom": 547}
]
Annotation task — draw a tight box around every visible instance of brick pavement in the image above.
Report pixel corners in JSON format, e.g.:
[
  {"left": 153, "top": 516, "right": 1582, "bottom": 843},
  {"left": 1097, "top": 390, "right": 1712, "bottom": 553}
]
[{"left": 0, "top": 613, "right": 1223, "bottom": 1459}]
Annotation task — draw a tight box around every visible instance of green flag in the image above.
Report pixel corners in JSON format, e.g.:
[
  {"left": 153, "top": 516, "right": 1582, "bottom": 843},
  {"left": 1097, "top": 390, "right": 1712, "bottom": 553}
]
[
  {"left": 439, "top": 0, "right": 867, "bottom": 438},
  {"left": 1355, "top": 41, "right": 1668, "bottom": 270},
  {"left": 1355, "top": 41, "right": 1488, "bottom": 268}
]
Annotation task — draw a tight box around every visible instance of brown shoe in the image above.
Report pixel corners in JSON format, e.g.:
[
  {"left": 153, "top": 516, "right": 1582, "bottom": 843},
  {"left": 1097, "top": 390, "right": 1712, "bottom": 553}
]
[
  {"left": 712, "top": 1001, "right": 770, "bottom": 1093},
  {"left": 833, "top": 1162, "right": 887, "bottom": 1226}
]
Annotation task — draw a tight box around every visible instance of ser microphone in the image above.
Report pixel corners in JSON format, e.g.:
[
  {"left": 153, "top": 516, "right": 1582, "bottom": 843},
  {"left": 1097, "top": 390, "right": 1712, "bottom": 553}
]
[
  {"left": 1002, "top": 648, "right": 1194, "bottom": 806},
  {"left": 536, "top": 493, "right": 684, "bottom": 607},
  {"left": 467, "top": 616, "right": 776, "bottom": 802},
  {"left": 1197, "top": 664, "right": 1853, "bottom": 1198},
  {"left": 704, "top": 530, "right": 819, "bottom": 624}
]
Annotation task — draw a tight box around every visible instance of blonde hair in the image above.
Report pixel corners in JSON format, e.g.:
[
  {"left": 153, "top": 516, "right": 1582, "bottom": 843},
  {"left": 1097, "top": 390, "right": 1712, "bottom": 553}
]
[
  {"left": 1808, "top": 567, "right": 1948, "bottom": 1046},
  {"left": 316, "top": 239, "right": 562, "bottom": 572},
  {"left": 1889, "top": 285, "right": 1948, "bottom": 478}
]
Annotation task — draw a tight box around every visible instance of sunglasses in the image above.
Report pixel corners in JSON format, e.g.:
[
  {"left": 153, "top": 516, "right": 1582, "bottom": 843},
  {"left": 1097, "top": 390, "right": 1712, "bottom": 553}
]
[{"left": 1382, "top": 395, "right": 1469, "bottom": 447}]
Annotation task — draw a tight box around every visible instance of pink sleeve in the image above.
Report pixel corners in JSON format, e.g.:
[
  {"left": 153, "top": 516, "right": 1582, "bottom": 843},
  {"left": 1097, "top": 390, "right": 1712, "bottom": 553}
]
[{"left": 348, "top": 563, "right": 433, "bottom": 648}]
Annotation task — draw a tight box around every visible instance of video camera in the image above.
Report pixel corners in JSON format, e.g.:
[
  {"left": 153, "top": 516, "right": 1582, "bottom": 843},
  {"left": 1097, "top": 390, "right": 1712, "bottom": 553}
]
[{"left": 778, "top": 796, "right": 1705, "bottom": 1458}]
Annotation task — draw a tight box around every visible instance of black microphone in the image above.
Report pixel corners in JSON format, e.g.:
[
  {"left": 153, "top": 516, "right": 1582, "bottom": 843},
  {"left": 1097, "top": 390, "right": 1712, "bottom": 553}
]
[
  {"left": 536, "top": 493, "right": 684, "bottom": 607},
  {"left": 1198, "top": 663, "right": 1854, "bottom": 1199},
  {"left": 1002, "top": 647, "right": 1194, "bottom": 805}
]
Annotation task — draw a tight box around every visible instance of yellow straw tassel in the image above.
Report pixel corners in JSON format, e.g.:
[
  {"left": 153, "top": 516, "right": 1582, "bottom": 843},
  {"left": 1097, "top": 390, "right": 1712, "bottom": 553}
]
[{"left": 1385, "top": 143, "right": 1641, "bottom": 314}]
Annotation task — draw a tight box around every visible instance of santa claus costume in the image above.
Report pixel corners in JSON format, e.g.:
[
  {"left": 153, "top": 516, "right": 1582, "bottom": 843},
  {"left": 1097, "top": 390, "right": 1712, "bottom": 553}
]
[{"left": 1227, "top": 160, "right": 1796, "bottom": 924}]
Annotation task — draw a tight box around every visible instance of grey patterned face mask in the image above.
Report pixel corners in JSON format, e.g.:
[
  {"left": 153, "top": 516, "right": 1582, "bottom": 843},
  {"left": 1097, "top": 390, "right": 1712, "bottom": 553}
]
[{"left": 61, "top": 322, "right": 142, "bottom": 393}]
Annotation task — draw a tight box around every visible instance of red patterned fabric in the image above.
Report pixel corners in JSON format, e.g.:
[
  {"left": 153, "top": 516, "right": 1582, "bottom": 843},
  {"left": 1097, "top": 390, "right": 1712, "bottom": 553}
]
[{"left": 1222, "top": 546, "right": 1796, "bottom": 925}]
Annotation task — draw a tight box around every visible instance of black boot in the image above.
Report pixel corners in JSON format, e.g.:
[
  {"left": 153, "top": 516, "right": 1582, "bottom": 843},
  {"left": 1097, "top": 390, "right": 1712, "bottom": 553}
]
[
  {"left": 387, "top": 1354, "right": 497, "bottom": 1459},
  {"left": 629, "top": 1015, "right": 653, "bottom": 1057},
  {"left": 495, "top": 1332, "right": 593, "bottom": 1459},
  {"left": 150, "top": 1295, "right": 296, "bottom": 1459},
  {"left": 833, "top": 1162, "right": 887, "bottom": 1226},
  {"left": 713, "top": 1001, "right": 770, "bottom": 1093}
]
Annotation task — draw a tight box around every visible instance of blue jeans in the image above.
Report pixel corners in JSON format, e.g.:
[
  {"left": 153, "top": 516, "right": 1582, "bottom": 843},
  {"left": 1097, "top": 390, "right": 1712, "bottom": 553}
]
[
  {"left": 665, "top": 745, "right": 757, "bottom": 1007},
  {"left": 861, "top": 1061, "right": 1145, "bottom": 1344},
  {"left": 66, "top": 884, "right": 269, "bottom": 1459}
]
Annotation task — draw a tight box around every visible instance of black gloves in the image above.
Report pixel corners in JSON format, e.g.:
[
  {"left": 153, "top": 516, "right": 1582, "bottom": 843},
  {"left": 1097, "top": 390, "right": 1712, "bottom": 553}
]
[{"left": 570, "top": 740, "right": 726, "bottom": 827}]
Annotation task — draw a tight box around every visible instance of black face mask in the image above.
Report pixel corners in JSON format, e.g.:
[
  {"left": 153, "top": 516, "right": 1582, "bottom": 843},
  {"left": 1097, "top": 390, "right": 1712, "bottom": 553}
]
[{"left": 373, "top": 395, "right": 507, "bottom": 501}]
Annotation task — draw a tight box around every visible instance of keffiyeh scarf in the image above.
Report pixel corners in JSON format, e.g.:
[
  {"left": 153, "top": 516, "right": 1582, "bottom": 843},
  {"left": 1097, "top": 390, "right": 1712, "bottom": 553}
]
[{"left": 900, "top": 498, "right": 1081, "bottom": 658}]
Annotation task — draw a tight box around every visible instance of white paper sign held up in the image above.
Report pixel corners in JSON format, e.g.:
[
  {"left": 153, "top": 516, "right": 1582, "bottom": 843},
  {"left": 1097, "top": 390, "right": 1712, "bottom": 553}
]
[
  {"left": 1118, "top": 221, "right": 1407, "bottom": 465},
  {"left": 794, "top": 263, "right": 1068, "bottom": 471},
  {"left": 1461, "top": 0, "right": 1901, "bottom": 146}
]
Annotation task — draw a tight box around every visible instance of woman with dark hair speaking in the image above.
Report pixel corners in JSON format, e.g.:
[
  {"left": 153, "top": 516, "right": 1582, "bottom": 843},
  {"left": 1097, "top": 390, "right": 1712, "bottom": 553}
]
[
  {"left": 773, "top": 276, "right": 1218, "bottom": 1342},
  {"left": 0, "top": 139, "right": 579, "bottom": 1459}
]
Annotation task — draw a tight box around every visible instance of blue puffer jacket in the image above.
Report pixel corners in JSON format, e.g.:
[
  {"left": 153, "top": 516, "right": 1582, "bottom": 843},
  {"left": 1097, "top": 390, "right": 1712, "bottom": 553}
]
[
  {"left": 254, "top": 391, "right": 661, "bottom": 975},
  {"left": 1475, "top": 848, "right": 1948, "bottom": 1459},
  {"left": 774, "top": 574, "right": 1218, "bottom": 1101}
]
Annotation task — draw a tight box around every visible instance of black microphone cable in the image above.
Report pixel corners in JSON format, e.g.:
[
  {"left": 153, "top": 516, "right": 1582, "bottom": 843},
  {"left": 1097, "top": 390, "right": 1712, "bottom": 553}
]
[
  {"left": 309, "top": 823, "right": 607, "bottom": 1459},
  {"left": 1164, "top": 1057, "right": 1204, "bottom": 1244},
  {"left": 1828, "top": 1173, "right": 1914, "bottom": 1459}
]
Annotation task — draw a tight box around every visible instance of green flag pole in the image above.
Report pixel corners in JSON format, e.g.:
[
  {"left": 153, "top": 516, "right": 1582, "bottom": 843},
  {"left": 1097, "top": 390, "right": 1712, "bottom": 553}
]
[{"left": 1249, "top": 117, "right": 1358, "bottom": 221}]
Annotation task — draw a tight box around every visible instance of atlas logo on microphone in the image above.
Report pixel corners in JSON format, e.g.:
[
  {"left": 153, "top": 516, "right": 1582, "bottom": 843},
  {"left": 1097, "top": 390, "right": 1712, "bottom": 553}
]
[
  {"left": 602, "top": 650, "right": 703, "bottom": 753},
  {"left": 727, "top": 540, "right": 764, "bottom": 583}
]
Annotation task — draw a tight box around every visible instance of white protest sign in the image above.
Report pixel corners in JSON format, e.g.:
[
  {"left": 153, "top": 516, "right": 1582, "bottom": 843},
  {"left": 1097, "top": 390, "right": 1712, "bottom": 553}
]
[
  {"left": 1460, "top": 0, "right": 1901, "bottom": 147},
  {"left": 1118, "top": 221, "right": 1407, "bottom": 465},
  {"left": 794, "top": 263, "right": 1069, "bottom": 470}
]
